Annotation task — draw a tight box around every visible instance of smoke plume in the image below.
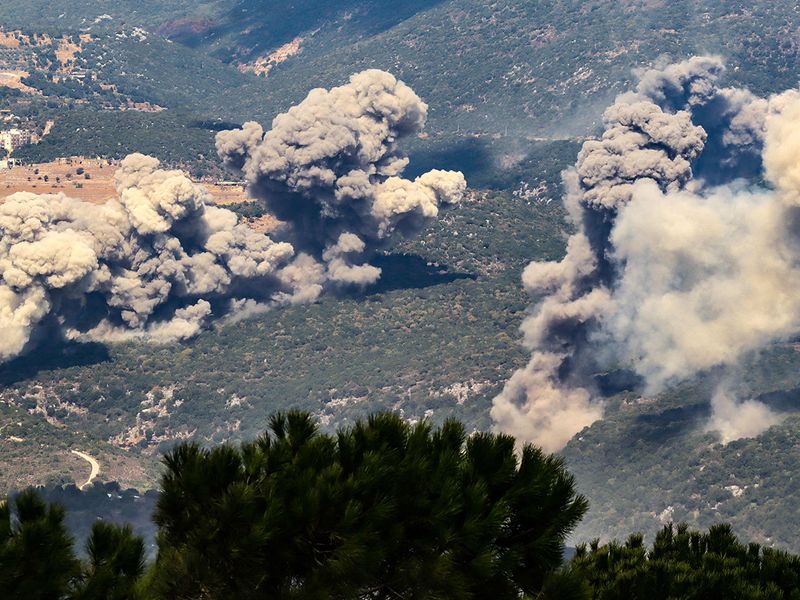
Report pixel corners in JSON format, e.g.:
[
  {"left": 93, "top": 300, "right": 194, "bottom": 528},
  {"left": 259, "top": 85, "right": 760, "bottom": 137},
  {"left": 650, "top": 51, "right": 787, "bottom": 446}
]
[
  {"left": 705, "top": 389, "right": 784, "bottom": 445},
  {"left": 0, "top": 154, "right": 302, "bottom": 360},
  {"left": 216, "top": 69, "right": 466, "bottom": 282},
  {"left": 0, "top": 71, "right": 465, "bottom": 362},
  {"left": 493, "top": 56, "right": 800, "bottom": 450}
]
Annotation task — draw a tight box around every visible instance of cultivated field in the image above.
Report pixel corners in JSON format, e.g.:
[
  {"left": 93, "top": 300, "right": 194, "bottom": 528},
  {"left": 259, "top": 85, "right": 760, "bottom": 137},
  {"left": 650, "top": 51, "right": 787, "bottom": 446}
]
[
  {"left": 1, "top": 157, "right": 249, "bottom": 204},
  {"left": 0, "top": 156, "right": 282, "bottom": 232},
  {"left": 0, "top": 157, "right": 117, "bottom": 203}
]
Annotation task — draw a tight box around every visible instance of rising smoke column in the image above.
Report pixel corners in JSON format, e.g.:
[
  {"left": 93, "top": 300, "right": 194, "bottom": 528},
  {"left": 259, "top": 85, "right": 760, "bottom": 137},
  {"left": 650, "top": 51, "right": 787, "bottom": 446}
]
[
  {"left": 216, "top": 69, "right": 466, "bottom": 284},
  {"left": 0, "top": 71, "right": 465, "bottom": 362},
  {"left": 492, "top": 56, "right": 800, "bottom": 450}
]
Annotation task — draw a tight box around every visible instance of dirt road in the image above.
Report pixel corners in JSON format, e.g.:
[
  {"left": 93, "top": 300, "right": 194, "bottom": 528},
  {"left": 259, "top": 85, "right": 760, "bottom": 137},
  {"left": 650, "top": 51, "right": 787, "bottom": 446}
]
[{"left": 71, "top": 450, "right": 100, "bottom": 489}]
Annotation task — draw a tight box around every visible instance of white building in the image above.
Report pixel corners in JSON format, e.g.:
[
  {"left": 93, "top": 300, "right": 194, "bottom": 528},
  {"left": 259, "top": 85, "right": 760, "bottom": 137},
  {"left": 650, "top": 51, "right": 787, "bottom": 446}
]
[{"left": 0, "top": 128, "right": 32, "bottom": 154}]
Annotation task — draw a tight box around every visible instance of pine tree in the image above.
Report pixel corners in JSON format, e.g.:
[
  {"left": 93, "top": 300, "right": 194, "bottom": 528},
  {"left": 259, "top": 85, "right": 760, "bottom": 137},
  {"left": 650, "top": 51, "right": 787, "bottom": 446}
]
[
  {"left": 0, "top": 489, "right": 80, "bottom": 599},
  {"left": 0, "top": 490, "right": 147, "bottom": 600},
  {"left": 571, "top": 523, "right": 800, "bottom": 600},
  {"left": 72, "top": 522, "right": 146, "bottom": 600},
  {"left": 149, "top": 411, "right": 588, "bottom": 599}
]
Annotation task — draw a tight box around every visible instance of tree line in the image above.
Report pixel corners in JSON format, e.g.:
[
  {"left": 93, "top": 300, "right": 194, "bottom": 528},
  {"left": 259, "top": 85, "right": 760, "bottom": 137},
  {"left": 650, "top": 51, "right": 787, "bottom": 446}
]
[{"left": 3, "top": 411, "right": 800, "bottom": 599}]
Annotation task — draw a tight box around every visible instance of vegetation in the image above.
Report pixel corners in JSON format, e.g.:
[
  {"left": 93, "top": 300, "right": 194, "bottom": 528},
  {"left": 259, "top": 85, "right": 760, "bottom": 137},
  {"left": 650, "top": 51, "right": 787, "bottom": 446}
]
[
  {"left": 4, "top": 0, "right": 800, "bottom": 568},
  {"left": 37, "top": 482, "right": 159, "bottom": 560},
  {"left": 0, "top": 182, "right": 570, "bottom": 489},
  {"left": 5, "top": 1, "right": 800, "bottom": 139},
  {"left": 0, "top": 489, "right": 145, "bottom": 599},
  {"left": 562, "top": 359, "right": 800, "bottom": 555},
  {"left": 572, "top": 523, "right": 800, "bottom": 600},
  {"left": 3, "top": 413, "right": 588, "bottom": 599},
  {"left": 12, "top": 107, "right": 223, "bottom": 173},
  {"left": 150, "top": 411, "right": 586, "bottom": 598},
  {"left": 7, "top": 416, "right": 800, "bottom": 598},
  {"left": 7, "top": 0, "right": 800, "bottom": 175}
]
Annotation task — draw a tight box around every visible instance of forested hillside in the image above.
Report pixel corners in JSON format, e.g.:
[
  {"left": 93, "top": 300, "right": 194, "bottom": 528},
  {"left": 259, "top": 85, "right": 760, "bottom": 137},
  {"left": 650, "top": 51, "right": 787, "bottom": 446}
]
[
  {"left": 4, "top": 0, "right": 800, "bottom": 562},
  {"left": 5, "top": 1, "right": 800, "bottom": 153}
]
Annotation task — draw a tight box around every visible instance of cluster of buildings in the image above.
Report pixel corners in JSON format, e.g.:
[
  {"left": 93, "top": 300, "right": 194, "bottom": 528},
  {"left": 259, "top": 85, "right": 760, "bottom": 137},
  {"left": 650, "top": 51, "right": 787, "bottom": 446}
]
[
  {"left": 0, "top": 110, "right": 38, "bottom": 156},
  {"left": 0, "top": 111, "right": 38, "bottom": 168},
  {"left": 0, "top": 127, "right": 33, "bottom": 154}
]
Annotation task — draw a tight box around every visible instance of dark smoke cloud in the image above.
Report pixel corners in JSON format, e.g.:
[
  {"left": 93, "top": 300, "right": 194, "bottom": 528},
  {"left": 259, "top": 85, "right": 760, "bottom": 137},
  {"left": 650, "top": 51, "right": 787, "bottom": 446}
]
[
  {"left": 0, "top": 71, "right": 465, "bottom": 362},
  {"left": 492, "top": 57, "right": 800, "bottom": 450},
  {"left": 216, "top": 69, "right": 466, "bottom": 283}
]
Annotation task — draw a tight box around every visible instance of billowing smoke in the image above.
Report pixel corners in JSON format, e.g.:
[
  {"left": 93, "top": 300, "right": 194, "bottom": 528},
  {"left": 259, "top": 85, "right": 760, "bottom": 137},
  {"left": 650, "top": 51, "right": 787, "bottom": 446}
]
[
  {"left": 0, "top": 154, "right": 304, "bottom": 361},
  {"left": 216, "top": 69, "right": 466, "bottom": 283},
  {"left": 0, "top": 71, "right": 465, "bottom": 362},
  {"left": 493, "top": 56, "right": 800, "bottom": 450},
  {"left": 705, "top": 389, "right": 783, "bottom": 446}
]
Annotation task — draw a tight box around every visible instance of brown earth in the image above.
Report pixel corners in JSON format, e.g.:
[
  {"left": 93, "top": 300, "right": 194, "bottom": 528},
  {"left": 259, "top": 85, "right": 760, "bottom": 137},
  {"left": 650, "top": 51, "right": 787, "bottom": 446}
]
[
  {"left": 0, "top": 157, "right": 253, "bottom": 204},
  {"left": 0, "top": 70, "right": 38, "bottom": 94},
  {"left": 204, "top": 182, "right": 250, "bottom": 204},
  {"left": 0, "top": 157, "right": 281, "bottom": 230},
  {"left": 0, "top": 30, "right": 21, "bottom": 49},
  {"left": 55, "top": 38, "right": 82, "bottom": 67},
  {"left": 238, "top": 36, "right": 304, "bottom": 77},
  {"left": 0, "top": 157, "right": 118, "bottom": 203},
  {"left": 0, "top": 433, "right": 159, "bottom": 493}
]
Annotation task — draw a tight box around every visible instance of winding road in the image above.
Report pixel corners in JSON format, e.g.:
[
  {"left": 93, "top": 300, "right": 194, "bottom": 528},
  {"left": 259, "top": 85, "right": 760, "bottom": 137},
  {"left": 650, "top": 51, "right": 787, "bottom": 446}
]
[{"left": 71, "top": 450, "right": 100, "bottom": 489}]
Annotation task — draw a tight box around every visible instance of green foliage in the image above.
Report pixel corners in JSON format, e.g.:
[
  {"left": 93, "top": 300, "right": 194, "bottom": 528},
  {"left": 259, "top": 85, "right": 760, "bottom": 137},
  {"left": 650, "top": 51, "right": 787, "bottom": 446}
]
[
  {"left": 0, "top": 1, "right": 222, "bottom": 30},
  {"left": 11, "top": 427, "right": 800, "bottom": 599},
  {"left": 0, "top": 187, "right": 569, "bottom": 492},
  {"left": 571, "top": 523, "right": 800, "bottom": 600},
  {"left": 8, "top": 0, "right": 800, "bottom": 140},
  {"left": 8, "top": 0, "right": 800, "bottom": 173},
  {"left": 0, "top": 489, "right": 80, "bottom": 598},
  {"left": 4, "top": 0, "right": 800, "bottom": 563},
  {"left": 0, "top": 490, "right": 148, "bottom": 599},
  {"left": 562, "top": 354, "right": 800, "bottom": 555},
  {"left": 149, "top": 411, "right": 587, "bottom": 599},
  {"left": 13, "top": 108, "right": 220, "bottom": 172},
  {"left": 72, "top": 522, "right": 146, "bottom": 600}
]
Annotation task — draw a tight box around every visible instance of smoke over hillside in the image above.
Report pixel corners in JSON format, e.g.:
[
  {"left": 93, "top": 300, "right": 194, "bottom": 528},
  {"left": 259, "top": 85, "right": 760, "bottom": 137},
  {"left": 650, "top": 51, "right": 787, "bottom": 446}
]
[
  {"left": 492, "top": 57, "right": 800, "bottom": 451},
  {"left": 216, "top": 69, "right": 466, "bottom": 285},
  {"left": 0, "top": 70, "right": 464, "bottom": 362}
]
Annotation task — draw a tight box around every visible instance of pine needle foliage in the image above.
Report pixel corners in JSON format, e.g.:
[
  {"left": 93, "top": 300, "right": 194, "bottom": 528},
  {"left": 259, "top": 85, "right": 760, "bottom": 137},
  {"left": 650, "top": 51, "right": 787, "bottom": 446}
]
[
  {"left": 150, "top": 411, "right": 588, "bottom": 599},
  {"left": 571, "top": 523, "right": 800, "bottom": 600},
  {"left": 0, "top": 490, "right": 146, "bottom": 600}
]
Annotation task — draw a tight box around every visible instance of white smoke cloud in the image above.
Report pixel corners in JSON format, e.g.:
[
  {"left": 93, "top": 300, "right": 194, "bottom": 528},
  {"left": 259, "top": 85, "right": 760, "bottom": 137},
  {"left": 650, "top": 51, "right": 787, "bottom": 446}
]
[
  {"left": 491, "top": 353, "right": 603, "bottom": 453},
  {"left": 322, "top": 233, "right": 382, "bottom": 285},
  {"left": 493, "top": 56, "right": 800, "bottom": 450},
  {"left": 705, "top": 389, "right": 783, "bottom": 445},
  {"left": 574, "top": 101, "right": 706, "bottom": 211},
  {"left": 601, "top": 180, "right": 800, "bottom": 389},
  {"left": 0, "top": 154, "right": 310, "bottom": 361}
]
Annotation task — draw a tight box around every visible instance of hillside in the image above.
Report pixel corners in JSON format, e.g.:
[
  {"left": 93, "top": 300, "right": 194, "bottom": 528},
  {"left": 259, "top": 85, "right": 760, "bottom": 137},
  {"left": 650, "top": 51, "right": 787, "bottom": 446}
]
[
  {"left": 2, "top": 1, "right": 798, "bottom": 179},
  {"left": 562, "top": 350, "right": 800, "bottom": 553},
  {"left": 0, "top": 173, "right": 571, "bottom": 487},
  {"left": 5, "top": 0, "right": 800, "bottom": 559}
]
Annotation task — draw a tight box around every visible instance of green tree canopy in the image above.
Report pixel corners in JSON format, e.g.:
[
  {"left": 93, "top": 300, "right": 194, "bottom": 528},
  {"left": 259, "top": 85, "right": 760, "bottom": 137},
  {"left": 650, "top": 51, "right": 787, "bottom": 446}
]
[
  {"left": 0, "top": 489, "right": 146, "bottom": 600},
  {"left": 149, "top": 411, "right": 588, "bottom": 599},
  {"left": 0, "top": 489, "right": 80, "bottom": 599},
  {"left": 71, "top": 522, "right": 146, "bottom": 600},
  {"left": 571, "top": 523, "right": 800, "bottom": 600}
]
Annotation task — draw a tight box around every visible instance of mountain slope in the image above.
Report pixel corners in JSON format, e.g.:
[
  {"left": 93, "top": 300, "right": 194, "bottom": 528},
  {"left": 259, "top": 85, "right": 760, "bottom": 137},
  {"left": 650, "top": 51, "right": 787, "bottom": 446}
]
[
  {"left": 5, "top": 1, "right": 799, "bottom": 140},
  {"left": 249, "top": 0, "right": 800, "bottom": 138},
  {"left": 5, "top": 0, "right": 800, "bottom": 558}
]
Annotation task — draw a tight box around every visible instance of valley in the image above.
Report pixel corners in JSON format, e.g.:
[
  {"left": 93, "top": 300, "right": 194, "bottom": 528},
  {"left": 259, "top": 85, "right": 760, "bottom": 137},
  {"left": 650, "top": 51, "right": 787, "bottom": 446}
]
[{"left": 3, "top": 0, "right": 800, "bottom": 561}]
